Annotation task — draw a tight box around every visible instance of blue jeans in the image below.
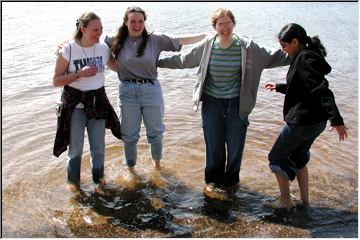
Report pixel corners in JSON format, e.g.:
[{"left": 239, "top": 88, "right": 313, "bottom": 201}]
[
  {"left": 67, "top": 108, "right": 105, "bottom": 184},
  {"left": 268, "top": 121, "right": 326, "bottom": 181},
  {"left": 201, "top": 94, "right": 249, "bottom": 187},
  {"left": 118, "top": 80, "right": 164, "bottom": 167}
]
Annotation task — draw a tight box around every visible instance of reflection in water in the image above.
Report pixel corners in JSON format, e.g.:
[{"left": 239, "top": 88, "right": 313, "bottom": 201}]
[
  {"left": 1, "top": 142, "right": 358, "bottom": 238},
  {"left": 47, "top": 179, "right": 358, "bottom": 238},
  {"left": 65, "top": 171, "right": 193, "bottom": 238},
  {"left": 261, "top": 206, "right": 358, "bottom": 238},
  {"left": 1, "top": 165, "right": 357, "bottom": 238},
  {"left": 1, "top": 141, "right": 358, "bottom": 238}
]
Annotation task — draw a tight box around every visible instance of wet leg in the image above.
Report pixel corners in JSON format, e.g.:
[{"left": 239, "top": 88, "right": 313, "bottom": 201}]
[{"left": 296, "top": 166, "right": 309, "bottom": 206}]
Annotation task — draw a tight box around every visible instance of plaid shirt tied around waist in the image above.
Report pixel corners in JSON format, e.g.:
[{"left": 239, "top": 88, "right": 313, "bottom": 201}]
[{"left": 53, "top": 85, "right": 121, "bottom": 157}]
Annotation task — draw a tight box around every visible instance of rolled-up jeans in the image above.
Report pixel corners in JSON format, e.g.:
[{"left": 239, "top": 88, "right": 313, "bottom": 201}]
[
  {"left": 268, "top": 121, "right": 326, "bottom": 181},
  {"left": 67, "top": 108, "right": 105, "bottom": 184},
  {"left": 118, "top": 79, "right": 164, "bottom": 167},
  {"left": 201, "top": 93, "right": 249, "bottom": 187}
]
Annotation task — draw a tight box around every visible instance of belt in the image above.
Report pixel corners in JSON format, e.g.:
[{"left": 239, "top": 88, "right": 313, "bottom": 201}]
[{"left": 124, "top": 79, "right": 154, "bottom": 85}]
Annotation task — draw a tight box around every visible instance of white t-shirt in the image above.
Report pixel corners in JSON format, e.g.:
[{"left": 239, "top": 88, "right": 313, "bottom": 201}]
[{"left": 61, "top": 40, "right": 110, "bottom": 91}]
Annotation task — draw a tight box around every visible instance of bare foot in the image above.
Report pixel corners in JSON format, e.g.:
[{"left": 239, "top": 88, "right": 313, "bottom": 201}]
[
  {"left": 66, "top": 183, "right": 80, "bottom": 193},
  {"left": 266, "top": 196, "right": 296, "bottom": 211},
  {"left": 128, "top": 166, "right": 136, "bottom": 175},
  {"left": 153, "top": 160, "right": 162, "bottom": 170},
  {"left": 125, "top": 167, "right": 141, "bottom": 189},
  {"left": 301, "top": 201, "right": 309, "bottom": 206},
  {"left": 98, "top": 178, "right": 106, "bottom": 187},
  {"left": 298, "top": 201, "right": 310, "bottom": 209},
  {"left": 149, "top": 169, "right": 167, "bottom": 189}
]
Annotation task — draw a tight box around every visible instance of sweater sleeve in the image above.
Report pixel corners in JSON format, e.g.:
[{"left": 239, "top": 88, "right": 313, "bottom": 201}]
[
  {"left": 248, "top": 40, "right": 291, "bottom": 69},
  {"left": 158, "top": 40, "right": 205, "bottom": 69},
  {"left": 321, "top": 89, "right": 344, "bottom": 126}
]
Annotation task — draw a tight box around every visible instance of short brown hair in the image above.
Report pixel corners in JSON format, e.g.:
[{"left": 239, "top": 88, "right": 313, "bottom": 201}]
[{"left": 211, "top": 8, "right": 236, "bottom": 28}]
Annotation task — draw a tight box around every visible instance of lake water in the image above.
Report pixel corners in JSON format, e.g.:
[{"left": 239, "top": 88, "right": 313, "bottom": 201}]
[{"left": 2, "top": 2, "right": 358, "bottom": 237}]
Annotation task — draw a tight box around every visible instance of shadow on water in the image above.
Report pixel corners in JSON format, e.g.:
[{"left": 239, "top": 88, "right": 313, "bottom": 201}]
[
  {"left": 62, "top": 170, "right": 194, "bottom": 238},
  {"left": 197, "top": 186, "right": 357, "bottom": 238},
  {"left": 235, "top": 187, "right": 357, "bottom": 238},
  {"left": 54, "top": 174, "right": 357, "bottom": 238},
  {"left": 260, "top": 204, "right": 358, "bottom": 238}
]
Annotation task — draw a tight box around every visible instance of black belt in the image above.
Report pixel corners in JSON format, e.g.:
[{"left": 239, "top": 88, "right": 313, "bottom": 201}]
[{"left": 124, "top": 79, "right": 154, "bottom": 85}]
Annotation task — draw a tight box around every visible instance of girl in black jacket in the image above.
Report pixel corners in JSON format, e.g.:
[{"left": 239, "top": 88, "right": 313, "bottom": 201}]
[{"left": 264, "top": 23, "right": 347, "bottom": 210}]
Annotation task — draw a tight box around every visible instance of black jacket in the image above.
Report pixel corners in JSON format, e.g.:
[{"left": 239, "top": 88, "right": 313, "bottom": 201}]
[{"left": 276, "top": 48, "right": 344, "bottom": 126}]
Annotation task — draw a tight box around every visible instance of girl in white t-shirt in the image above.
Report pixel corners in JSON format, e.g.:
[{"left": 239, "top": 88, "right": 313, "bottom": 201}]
[{"left": 53, "top": 12, "right": 119, "bottom": 192}]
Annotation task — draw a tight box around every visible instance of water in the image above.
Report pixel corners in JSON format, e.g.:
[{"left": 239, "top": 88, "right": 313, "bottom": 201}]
[{"left": 2, "top": 2, "right": 358, "bottom": 237}]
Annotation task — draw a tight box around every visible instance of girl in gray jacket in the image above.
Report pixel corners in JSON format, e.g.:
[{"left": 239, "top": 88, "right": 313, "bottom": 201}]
[{"left": 158, "top": 8, "right": 290, "bottom": 200}]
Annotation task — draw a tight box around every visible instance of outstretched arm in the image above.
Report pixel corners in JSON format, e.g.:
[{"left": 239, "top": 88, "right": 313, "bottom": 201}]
[
  {"left": 249, "top": 39, "right": 291, "bottom": 69},
  {"left": 264, "top": 82, "right": 287, "bottom": 94},
  {"left": 179, "top": 33, "right": 207, "bottom": 45},
  {"left": 158, "top": 39, "right": 207, "bottom": 69}
]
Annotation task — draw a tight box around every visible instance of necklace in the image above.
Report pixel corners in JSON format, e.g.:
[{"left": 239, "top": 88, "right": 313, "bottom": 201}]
[{"left": 79, "top": 40, "right": 96, "bottom": 64}]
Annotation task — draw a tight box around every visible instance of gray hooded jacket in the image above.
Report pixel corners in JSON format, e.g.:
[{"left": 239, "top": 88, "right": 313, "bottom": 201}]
[{"left": 158, "top": 35, "right": 290, "bottom": 119}]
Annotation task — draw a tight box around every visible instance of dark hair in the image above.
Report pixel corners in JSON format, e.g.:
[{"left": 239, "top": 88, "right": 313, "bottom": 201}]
[
  {"left": 74, "top": 12, "right": 101, "bottom": 41},
  {"left": 111, "top": 6, "right": 150, "bottom": 58},
  {"left": 211, "top": 8, "right": 236, "bottom": 28},
  {"left": 278, "top": 23, "right": 327, "bottom": 57}
]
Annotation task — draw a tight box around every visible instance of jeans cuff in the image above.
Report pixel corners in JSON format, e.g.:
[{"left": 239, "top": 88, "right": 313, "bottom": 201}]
[{"left": 269, "top": 163, "right": 296, "bottom": 181}]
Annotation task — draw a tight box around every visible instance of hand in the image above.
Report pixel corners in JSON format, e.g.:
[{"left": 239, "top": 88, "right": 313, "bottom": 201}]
[
  {"left": 265, "top": 82, "right": 276, "bottom": 92},
  {"left": 55, "top": 40, "right": 69, "bottom": 56},
  {"left": 80, "top": 65, "right": 98, "bottom": 77},
  {"left": 201, "top": 33, "right": 208, "bottom": 40},
  {"left": 329, "top": 125, "right": 348, "bottom": 141}
]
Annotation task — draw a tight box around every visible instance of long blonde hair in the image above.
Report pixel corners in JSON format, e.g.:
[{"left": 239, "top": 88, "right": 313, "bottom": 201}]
[{"left": 73, "top": 12, "right": 100, "bottom": 40}]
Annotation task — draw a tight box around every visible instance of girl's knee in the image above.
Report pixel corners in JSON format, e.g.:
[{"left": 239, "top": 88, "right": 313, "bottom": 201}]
[
  {"left": 146, "top": 132, "right": 163, "bottom": 144},
  {"left": 268, "top": 150, "right": 279, "bottom": 164},
  {"left": 122, "top": 134, "right": 140, "bottom": 144}
]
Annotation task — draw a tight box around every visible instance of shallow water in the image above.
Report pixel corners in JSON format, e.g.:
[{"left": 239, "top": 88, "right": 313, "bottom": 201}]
[{"left": 2, "top": 2, "right": 358, "bottom": 237}]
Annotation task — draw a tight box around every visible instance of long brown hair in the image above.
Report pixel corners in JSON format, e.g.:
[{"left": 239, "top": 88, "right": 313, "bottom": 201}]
[{"left": 111, "top": 6, "right": 150, "bottom": 58}]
